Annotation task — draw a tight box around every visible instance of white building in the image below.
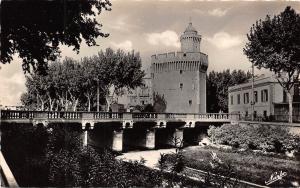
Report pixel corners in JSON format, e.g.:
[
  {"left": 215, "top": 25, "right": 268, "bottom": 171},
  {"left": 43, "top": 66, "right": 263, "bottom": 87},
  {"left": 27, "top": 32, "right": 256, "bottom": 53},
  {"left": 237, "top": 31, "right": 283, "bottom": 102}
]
[{"left": 228, "top": 75, "right": 300, "bottom": 121}]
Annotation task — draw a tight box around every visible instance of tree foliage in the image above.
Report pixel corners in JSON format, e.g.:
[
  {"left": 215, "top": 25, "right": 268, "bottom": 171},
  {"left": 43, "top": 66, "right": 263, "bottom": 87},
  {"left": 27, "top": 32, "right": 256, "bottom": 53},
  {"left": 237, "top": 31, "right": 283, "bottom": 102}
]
[
  {"left": 21, "top": 48, "right": 145, "bottom": 111},
  {"left": 207, "top": 69, "right": 251, "bottom": 113},
  {"left": 153, "top": 93, "right": 167, "bottom": 113},
  {"left": 244, "top": 6, "right": 300, "bottom": 122},
  {"left": 1, "top": 123, "right": 49, "bottom": 186},
  {"left": 1, "top": 0, "right": 111, "bottom": 74}
]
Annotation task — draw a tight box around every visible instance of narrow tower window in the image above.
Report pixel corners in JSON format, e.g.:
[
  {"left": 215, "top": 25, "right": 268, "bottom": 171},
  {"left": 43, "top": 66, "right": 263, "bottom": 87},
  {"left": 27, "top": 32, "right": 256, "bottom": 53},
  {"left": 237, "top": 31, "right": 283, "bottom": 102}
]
[
  {"left": 180, "top": 83, "right": 183, "bottom": 90},
  {"left": 180, "top": 70, "right": 183, "bottom": 74}
]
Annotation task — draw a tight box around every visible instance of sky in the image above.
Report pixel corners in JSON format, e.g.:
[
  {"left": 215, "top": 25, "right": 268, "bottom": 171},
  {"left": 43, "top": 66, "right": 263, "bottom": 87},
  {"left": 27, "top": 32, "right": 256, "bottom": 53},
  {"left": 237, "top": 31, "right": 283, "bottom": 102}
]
[{"left": 0, "top": 0, "right": 299, "bottom": 106}]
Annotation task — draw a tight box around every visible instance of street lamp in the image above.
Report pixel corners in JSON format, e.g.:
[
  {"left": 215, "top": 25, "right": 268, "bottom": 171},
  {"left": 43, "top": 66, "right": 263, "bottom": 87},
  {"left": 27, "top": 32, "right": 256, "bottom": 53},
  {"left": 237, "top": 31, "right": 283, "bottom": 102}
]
[
  {"left": 97, "top": 79, "right": 100, "bottom": 112},
  {"left": 251, "top": 62, "right": 255, "bottom": 121}
]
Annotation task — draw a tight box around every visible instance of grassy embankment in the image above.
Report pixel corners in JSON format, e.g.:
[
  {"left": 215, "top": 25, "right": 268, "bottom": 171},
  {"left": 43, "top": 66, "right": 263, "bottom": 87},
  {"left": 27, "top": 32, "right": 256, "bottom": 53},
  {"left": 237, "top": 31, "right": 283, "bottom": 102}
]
[{"left": 180, "top": 146, "right": 300, "bottom": 187}]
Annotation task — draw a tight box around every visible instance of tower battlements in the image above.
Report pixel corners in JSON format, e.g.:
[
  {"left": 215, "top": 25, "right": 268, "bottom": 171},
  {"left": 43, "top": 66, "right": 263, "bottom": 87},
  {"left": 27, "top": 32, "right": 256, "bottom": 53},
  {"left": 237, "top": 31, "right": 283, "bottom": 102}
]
[{"left": 151, "top": 51, "right": 208, "bottom": 66}]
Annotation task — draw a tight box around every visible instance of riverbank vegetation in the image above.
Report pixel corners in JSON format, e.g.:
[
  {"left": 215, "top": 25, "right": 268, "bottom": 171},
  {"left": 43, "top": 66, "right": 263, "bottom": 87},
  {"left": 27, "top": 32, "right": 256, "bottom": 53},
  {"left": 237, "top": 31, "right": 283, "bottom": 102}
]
[
  {"left": 208, "top": 123, "right": 300, "bottom": 153},
  {"left": 175, "top": 146, "right": 300, "bottom": 187},
  {"left": 1, "top": 123, "right": 205, "bottom": 187}
]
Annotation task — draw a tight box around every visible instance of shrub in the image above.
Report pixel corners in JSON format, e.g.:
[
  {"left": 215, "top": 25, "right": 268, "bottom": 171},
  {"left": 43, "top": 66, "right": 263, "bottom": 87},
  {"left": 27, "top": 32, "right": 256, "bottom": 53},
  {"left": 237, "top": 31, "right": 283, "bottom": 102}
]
[
  {"left": 1, "top": 123, "right": 49, "bottom": 186},
  {"left": 208, "top": 123, "right": 300, "bottom": 153},
  {"left": 46, "top": 125, "right": 163, "bottom": 187}
]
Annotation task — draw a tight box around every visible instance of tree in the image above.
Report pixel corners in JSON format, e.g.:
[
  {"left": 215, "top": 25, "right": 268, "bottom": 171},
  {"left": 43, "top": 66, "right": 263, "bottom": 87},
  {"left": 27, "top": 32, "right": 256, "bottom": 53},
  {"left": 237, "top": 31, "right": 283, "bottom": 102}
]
[
  {"left": 244, "top": 6, "right": 300, "bottom": 123},
  {"left": 153, "top": 93, "right": 167, "bottom": 113},
  {"left": 207, "top": 70, "right": 251, "bottom": 113},
  {"left": 80, "top": 58, "right": 98, "bottom": 112},
  {"left": 24, "top": 72, "right": 52, "bottom": 111},
  {"left": 1, "top": 0, "right": 111, "bottom": 74},
  {"left": 92, "top": 49, "right": 145, "bottom": 111},
  {"left": 21, "top": 49, "right": 145, "bottom": 111},
  {"left": 22, "top": 58, "right": 85, "bottom": 111}
]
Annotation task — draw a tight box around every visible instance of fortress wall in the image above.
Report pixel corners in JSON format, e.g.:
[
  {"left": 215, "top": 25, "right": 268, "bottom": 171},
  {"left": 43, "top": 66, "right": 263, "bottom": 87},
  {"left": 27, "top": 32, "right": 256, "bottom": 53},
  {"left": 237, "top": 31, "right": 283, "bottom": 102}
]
[
  {"left": 151, "top": 51, "right": 208, "bottom": 64},
  {"left": 152, "top": 68, "right": 205, "bottom": 113},
  {"left": 150, "top": 51, "right": 208, "bottom": 113},
  {"left": 151, "top": 52, "right": 208, "bottom": 74},
  {"left": 152, "top": 61, "right": 207, "bottom": 73}
]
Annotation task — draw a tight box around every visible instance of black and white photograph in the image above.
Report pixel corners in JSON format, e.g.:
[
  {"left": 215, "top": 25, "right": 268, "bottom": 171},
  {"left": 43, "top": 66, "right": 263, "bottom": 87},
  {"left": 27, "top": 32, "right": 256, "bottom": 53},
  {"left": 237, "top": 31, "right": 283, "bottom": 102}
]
[{"left": 0, "top": 0, "right": 300, "bottom": 187}]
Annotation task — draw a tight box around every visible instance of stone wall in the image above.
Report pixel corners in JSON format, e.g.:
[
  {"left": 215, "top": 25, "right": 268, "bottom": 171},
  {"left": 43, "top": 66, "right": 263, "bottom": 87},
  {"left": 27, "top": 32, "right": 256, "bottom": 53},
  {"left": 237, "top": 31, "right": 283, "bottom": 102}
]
[{"left": 151, "top": 52, "right": 208, "bottom": 113}]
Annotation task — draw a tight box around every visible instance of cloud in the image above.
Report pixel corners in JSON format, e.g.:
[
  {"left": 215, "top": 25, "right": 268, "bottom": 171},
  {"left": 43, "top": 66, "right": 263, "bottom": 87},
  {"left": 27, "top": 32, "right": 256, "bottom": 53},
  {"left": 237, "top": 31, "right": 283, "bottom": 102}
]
[
  {"left": 106, "top": 15, "right": 139, "bottom": 32},
  {"left": 0, "top": 72, "right": 26, "bottom": 106},
  {"left": 107, "top": 16, "right": 128, "bottom": 32},
  {"left": 208, "top": 8, "right": 228, "bottom": 17},
  {"left": 206, "top": 32, "right": 243, "bottom": 49},
  {"left": 192, "top": 9, "right": 205, "bottom": 14},
  {"left": 111, "top": 40, "right": 133, "bottom": 51},
  {"left": 146, "top": 30, "right": 180, "bottom": 48}
]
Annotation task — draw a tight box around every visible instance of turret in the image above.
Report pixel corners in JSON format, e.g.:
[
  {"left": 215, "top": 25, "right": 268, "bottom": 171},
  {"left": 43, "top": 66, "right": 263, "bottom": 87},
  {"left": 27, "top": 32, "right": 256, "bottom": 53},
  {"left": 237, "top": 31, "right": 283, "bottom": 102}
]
[{"left": 180, "top": 22, "right": 201, "bottom": 53}]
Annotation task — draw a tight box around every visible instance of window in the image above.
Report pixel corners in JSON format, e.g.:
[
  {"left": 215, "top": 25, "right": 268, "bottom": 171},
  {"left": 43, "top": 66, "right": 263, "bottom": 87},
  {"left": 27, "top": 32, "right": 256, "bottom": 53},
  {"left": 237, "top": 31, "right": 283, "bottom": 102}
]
[
  {"left": 263, "top": 110, "right": 267, "bottom": 117},
  {"left": 294, "top": 83, "right": 300, "bottom": 96},
  {"left": 237, "top": 94, "right": 240, "bottom": 104},
  {"left": 283, "top": 91, "right": 288, "bottom": 102},
  {"left": 261, "top": 89, "right": 268, "bottom": 102},
  {"left": 183, "top": 53, "right": 186, "bottom": 57},
  {"left": 254, "top": 111, "right": 257, "bottom": 118},
  {"left": 180, "top": 83, "right": 183, "bottom": 90},
  {"left": 254, "top": 91, "right": 258, "bottom": 103},
  {"left": 189, "top": 100, "right": 192, "bottom": 106},
  {"left": 180, "top": 70, "right": 183, "bottom": 74},
  {"left": 244, "top": 93, "right": 249, "bottom": 104},
  {"left": 141, "top": 101, "right": 145, "bottom": 105},
  {"left": 245, "top": 111, "right": 248, "bottom": 117},
  {"left": 230, "top": 95, "right": 233, "bottom": 105}
]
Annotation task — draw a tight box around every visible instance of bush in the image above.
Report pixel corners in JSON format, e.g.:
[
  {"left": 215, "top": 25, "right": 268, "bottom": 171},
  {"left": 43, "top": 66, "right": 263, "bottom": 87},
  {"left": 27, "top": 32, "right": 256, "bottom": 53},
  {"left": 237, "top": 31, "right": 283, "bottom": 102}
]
[
  {"left": 1, "top": 123, "right": 49, "bottom": 186},
  {"left": 208, "top": 124, "right": 300, "bottom": 153},
  {"left": 46, "top": 124, "right": 163, "bottom": 187}
]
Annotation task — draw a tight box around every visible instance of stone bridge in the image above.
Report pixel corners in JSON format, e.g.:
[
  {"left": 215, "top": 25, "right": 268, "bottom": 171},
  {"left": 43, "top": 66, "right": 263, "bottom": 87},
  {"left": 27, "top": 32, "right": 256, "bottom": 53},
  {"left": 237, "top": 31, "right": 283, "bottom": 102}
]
[{"left": 1, "top": 110, "right": 239, "bottom": 151}]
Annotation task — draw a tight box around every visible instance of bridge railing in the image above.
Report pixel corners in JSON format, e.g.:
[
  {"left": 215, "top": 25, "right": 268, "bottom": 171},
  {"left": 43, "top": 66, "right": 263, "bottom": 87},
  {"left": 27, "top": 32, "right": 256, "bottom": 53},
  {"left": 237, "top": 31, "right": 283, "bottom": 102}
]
[
  {"left": 94, "top": 112, "right": 123, "bottom": 119},
  {"left": 132, "top": 113, "right": 158, "bottom": 119},
  {"left": 0, "top": 110, "right": 35, "bottom": 119},
  {"left": 1, "top": 110, "right": 240, "bottom": 121},
  {"left": 165, "top": 113, "right": 187, "bottom": 119},
  {"left": 48, "top": 111, "right": 82, "bottom": 119}
]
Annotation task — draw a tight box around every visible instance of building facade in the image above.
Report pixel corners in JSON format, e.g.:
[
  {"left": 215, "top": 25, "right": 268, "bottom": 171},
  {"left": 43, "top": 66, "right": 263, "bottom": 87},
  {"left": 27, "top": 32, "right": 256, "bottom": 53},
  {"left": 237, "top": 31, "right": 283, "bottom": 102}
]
[
  {"left": 127, "top": 77, "right": 153, "bottom": 109},
  {"left": 151, "top": 22, "right": 208, "bottom": 113},
  {"left": 228, "top": 75, "right": 300, "bottom": 121}
]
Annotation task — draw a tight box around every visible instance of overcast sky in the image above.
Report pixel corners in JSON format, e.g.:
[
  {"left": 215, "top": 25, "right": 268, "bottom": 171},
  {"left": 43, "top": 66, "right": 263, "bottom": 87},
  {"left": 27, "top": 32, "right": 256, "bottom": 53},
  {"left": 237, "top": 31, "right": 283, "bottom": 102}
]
[{"left": 0, "top": 0, "right": 299, "bottom": 106}]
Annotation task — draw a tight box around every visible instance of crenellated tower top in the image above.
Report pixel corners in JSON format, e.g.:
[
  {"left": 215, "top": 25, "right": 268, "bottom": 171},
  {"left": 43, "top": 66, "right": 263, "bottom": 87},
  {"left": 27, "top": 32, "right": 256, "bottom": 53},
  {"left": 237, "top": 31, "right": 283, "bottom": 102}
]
[{"left": 180, "top": 22, "right": 202, "bottom": 53}]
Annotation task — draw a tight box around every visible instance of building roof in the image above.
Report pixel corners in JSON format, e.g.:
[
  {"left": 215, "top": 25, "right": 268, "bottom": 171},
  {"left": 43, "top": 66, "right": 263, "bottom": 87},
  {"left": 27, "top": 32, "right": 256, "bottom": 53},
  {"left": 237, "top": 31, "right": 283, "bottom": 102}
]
[
  {"left": 228, "top": 75, "right": 279, "bottom": 92},
  {"left": 184, "top": 22, "right": 197, "bottom": 34}
]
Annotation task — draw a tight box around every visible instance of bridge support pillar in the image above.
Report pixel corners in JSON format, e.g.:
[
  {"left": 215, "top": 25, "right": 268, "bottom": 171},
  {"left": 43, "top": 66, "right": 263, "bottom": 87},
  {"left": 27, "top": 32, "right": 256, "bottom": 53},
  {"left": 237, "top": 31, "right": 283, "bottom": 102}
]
[
  {"left": 145, "top": 129, "right": 155, "bottom": 149},
  {"left": 123, "top": 128, "right": 155, "bottom": 150},
  {"left": 81, "top": 121, "right": 94, "bottom": 147},
  {"left": 112, "top": 130, "right": 123, "bottom": 152},
  {"left": 172, "top": 129, "right": 184, "bottom": 147},
  {"left": 156, "top": 128, "right": 184, "bottom": 148},
  {"left": 83, "top": 130, "right": 88, "bottom": 147}
]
